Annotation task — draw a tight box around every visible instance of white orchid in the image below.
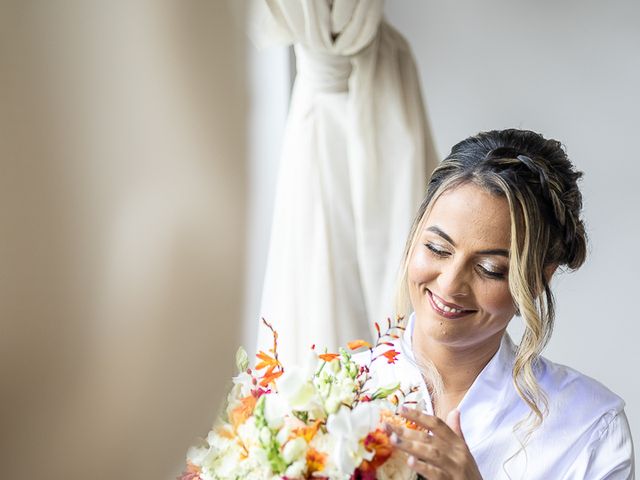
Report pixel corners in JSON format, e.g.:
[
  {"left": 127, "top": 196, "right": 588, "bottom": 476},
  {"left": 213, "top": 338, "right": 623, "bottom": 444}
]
[
  {"left": 277, "top": 366, "right": 318, "bottom": 411},
  {"left": 276, "top": 348, "right": 321, "bottom": 411},
  {"left": 324, "top": 402, "right": 381, "bottom": 475},
  {"left": 231, "top": 371, "right": 253, "bottom": 394},
  {"left": 263, "top": 392, "right": 290, "bottom": 429}
]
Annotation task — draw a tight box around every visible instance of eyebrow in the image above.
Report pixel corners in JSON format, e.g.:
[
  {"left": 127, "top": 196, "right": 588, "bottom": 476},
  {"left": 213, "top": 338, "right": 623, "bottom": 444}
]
[
  {"left": 426, "top": 226, "right": 456, "bottom": 246},
  {"left": 425, "top": 225, "right": 509, "bottom": 257},
  {"left": 477, "top": 248, "right": 509, "bottom": 257}
]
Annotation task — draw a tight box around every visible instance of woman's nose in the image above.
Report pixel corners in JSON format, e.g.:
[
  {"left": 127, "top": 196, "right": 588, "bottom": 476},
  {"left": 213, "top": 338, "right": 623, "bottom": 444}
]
[{"left": 436, "top": 259, "right": 471, "bottom": 298}]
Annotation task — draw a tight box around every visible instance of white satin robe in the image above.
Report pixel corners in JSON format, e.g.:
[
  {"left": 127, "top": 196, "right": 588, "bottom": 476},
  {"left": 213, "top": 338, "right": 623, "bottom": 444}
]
[{"left": 365, "top": 314, "right": 635, "bottom": 479}]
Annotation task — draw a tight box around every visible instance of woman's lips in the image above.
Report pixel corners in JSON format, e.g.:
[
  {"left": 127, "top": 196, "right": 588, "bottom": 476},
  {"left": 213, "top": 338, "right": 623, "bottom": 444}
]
[{"left": 427, "top": 289, "right": 476, "bottom": 319}]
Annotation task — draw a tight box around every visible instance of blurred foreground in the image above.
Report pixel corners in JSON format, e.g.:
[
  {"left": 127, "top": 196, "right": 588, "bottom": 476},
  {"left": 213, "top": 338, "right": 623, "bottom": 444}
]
[{"left": 0, "top": 2, "right": 246, "bottom": 478}]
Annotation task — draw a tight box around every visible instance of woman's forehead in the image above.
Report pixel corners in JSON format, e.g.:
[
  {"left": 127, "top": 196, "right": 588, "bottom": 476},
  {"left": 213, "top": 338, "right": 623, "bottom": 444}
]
[{"left": 424, "top": 183, "right": 511, "bottom": 249}]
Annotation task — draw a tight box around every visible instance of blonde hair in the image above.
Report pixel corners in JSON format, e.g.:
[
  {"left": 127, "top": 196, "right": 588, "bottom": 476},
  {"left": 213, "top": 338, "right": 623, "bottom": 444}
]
[{"left": 396, "top": 129, "right": 587, "bottom": 435}]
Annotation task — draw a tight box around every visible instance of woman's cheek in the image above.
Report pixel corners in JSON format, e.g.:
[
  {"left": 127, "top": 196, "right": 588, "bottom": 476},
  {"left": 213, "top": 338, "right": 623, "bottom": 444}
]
[
  {"left": 407, "top": 249, "right": 435, "bottom": 284},
  {"left": 481, "top": 284, "right": 516, "bottom": 318}
]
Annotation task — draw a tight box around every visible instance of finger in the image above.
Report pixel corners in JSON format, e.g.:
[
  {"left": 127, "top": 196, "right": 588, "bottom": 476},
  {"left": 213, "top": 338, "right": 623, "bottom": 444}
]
[
  {"left": 445, "top": 408, "right": 465, "bottom": 440},
  {"left": 400, "top": 407, "right": 458, "bottom": 442},
  {"left": 407, "top": 454, "right": 450, "bottom": 480},
  {"left": 384, "top": 422, "right": 430, "bottom": 444},
  {"left": 389, "top": 432, "right": 457, "bottom": 473}
]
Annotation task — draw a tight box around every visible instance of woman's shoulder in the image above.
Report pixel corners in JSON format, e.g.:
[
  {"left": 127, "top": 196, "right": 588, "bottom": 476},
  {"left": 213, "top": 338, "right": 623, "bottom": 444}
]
[
  {"left": 529, "top": 355, "right": 634, "bottom": 478},
  {"left": 535, "top": 353, "right": 625, "bottom": 416},
  {"left": 532, "top": 354, "right": 631, "bottom": 462}
]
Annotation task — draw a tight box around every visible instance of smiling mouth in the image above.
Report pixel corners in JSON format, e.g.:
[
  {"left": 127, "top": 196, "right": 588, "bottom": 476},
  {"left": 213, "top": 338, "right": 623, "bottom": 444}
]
[{"left": 427, "top": 289, "right": 477, "bottom": 319}]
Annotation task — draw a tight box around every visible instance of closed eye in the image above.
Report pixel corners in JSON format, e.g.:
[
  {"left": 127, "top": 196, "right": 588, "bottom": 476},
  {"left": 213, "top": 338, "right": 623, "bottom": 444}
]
[
  {"left": 425, "top": 242, "right": 450, "bottom": 258},
  {"left": 477, "top": 264, "right": 506, "bottom": 280}
]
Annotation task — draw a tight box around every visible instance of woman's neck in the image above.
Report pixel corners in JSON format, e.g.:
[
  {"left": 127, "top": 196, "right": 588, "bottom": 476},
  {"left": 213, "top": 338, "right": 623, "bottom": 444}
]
[{"left": 413, "top": 331, "right": 504, "bottom": 418}]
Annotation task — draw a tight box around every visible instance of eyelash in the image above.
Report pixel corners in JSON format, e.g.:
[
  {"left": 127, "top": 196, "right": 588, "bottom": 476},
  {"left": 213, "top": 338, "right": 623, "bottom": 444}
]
[
  {"left": 425, "top": 242, "right": 449, "bottom": 257},
  {"left": 424, "top": 242, "right": 506, "bottom": 280},
  {"left": 477, "top": 264, "right": 506, "bottom": 279}
]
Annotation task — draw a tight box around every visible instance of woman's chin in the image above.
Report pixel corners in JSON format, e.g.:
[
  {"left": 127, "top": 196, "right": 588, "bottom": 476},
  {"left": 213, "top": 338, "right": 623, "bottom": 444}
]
[{"left": 413, "top": 311, "right": 465, "bottom": 345}]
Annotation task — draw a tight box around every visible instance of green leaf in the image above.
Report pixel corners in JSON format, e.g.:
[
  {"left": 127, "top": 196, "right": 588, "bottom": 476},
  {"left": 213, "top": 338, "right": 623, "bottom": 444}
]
[
  {"left": 293, "top": 410, "right": 309, "bottom": 423},
  {"left": 371, "top": 381, "right": 401, "bottom": 400}
]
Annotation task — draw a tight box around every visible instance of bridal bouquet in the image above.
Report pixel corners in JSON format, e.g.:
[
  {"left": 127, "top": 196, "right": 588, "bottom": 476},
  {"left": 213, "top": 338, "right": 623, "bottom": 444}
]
[{"left": 179, "top": 318, "right": 421, "bottom": 480}]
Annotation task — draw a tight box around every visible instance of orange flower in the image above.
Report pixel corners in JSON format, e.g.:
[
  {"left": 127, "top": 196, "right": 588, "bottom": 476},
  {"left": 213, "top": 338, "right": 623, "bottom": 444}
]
[
  {"left": 306, "top": 447, "right": 327, "bottom": 474},
  {"left": 381, "top": 349, "right": 399, "bottom": 364},
  {"left": 255, "top": 350, "right": 284, "bottom": 387},
  {"left": 380, "top": 409, "right": 421, "bottom": 431},
  {"left": 255, "top": 350, "right": 280, "bottom": 371},
  {"left": 347, "top": 339, "right": 372, "bottom": 350},
  {"left": 379, "top": 409, "right": 396, "bottom": 423},
  {"left": 259, "top": 368, "right": 284, "bottom": 387},
  {"left": 230, "top": 395, "right": 257, "bottom": 429},
  {"left": 319, "top": 353, "right": 340, "bottom": 362},
  {"left": 292, "top": 418, "right": 323, "bottom": 443},
  {"left": 216, "top": 425, "right": 235, "bottom": 439},
  {"left": 238, "top": 439, "right": 249, "bottom": 460},
  {"left": 359, "top": 429, "right": 393, "bottom": 472}
]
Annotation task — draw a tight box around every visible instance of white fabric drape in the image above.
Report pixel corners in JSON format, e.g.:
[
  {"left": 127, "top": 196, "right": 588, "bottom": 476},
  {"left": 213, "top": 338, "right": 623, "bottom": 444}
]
[{"left": 255, "top": 0, "right": 438, "bottom": 364}]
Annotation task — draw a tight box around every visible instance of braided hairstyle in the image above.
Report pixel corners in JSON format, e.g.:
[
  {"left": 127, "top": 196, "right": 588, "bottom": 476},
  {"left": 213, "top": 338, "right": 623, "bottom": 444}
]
[{"left": 396, "top": 129, "right": 587, "bottom": 432}]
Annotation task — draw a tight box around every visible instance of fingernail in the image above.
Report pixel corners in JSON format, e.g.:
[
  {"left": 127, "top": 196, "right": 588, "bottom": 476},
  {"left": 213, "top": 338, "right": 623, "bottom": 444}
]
[
  {"left": 407, "top": 455, "right": 415, "bottom": 466},
  {"left": 390, "top": 432, "right": 400, "bottom": 444}
]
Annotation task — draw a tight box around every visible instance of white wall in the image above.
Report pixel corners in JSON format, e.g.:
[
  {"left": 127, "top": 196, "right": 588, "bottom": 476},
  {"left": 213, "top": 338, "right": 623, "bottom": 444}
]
[{"left": 385, "top": 0, "right": 640, "bottom": 467}]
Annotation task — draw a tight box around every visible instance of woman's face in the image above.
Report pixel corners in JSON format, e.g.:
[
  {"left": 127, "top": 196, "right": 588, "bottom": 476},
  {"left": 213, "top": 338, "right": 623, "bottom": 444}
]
[{"left": 408, "top": 182, "right": 517, "bottom": 351}]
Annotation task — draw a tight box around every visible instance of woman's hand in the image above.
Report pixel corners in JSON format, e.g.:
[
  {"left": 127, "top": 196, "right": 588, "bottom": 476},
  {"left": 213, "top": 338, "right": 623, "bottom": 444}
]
[{"left": 384, "top": 407, "right": 483, "bottom": 480}]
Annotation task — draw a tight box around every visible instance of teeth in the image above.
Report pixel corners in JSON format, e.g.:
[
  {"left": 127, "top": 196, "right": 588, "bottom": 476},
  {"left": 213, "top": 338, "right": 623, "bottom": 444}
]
[{"left": 432, "top": 295, "right": 464, "bottom": 314}]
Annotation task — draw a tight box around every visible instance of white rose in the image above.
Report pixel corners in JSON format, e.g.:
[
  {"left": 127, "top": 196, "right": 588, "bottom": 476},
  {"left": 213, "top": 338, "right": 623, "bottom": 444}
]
[
  {"left": 237, "top": 416, "right": 259, "bottom": 442},
  {"left": 186, "top": 445, "right": 209, "bottom": 466},
  {"left": 284, "top": 458, "right": 307, "bottom": 478},
  {"left": 282, "top": 437, "right": 307, "bottom": 464},
  {"left": 261, "top": 426, "right": 274, "bottom": 445}
]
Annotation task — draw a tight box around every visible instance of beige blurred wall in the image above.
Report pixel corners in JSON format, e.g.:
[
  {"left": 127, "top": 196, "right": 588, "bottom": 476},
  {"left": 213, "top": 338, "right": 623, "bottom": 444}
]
[{"left": 0, "top": 2, "right": 246, "bottom": 479}]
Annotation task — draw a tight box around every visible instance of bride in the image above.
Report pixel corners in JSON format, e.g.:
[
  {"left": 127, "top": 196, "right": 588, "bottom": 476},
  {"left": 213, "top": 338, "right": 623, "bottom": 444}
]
[{"left": 372, "top": 129, "right": 634, "bottom": 479}]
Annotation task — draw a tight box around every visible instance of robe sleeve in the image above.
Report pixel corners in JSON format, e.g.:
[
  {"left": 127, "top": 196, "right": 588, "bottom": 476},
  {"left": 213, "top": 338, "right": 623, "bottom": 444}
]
[{"left": 562, "top": 409, "right": 635, "bottom": 480}]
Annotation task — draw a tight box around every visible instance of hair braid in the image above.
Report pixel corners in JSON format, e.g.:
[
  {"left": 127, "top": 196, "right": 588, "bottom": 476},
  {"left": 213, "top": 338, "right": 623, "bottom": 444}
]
[{"left": 484, "top": 146, "right": 586, "bottom": 271}]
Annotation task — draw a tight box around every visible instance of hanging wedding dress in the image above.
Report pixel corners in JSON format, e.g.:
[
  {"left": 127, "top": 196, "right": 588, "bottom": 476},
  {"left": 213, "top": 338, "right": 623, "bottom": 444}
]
[{"left": 253, "top": 0, "right": 438, "bottom": 364}]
